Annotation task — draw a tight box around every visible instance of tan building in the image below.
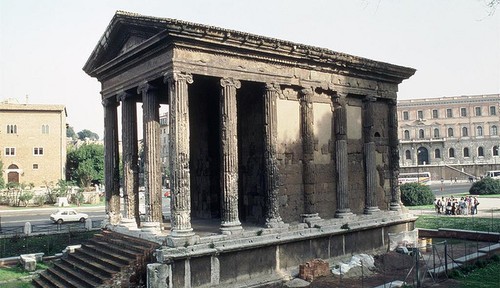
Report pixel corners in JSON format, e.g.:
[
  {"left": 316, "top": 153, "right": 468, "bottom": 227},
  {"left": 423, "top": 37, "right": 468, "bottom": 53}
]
[
  {"left": 398, "top": 94, "right": 500, "bottom": 178},
  {"left": 0, "top": 102, "right": 67, "bottom": 187}
]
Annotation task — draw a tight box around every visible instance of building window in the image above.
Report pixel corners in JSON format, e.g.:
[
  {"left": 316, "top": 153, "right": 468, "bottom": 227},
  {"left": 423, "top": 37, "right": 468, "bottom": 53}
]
[
  {"left": 34, "top": 147, "right": 44, "bottom": 155},
  {"left": 419, "top": 129, "right": 425, "bottom": 139},
  {"left": 448, "top": 128, "right": 454, "bottom": 137},
  {"left": 490, "top": 106, "right": 496, "bottom": 116},
  {"left": 405, "top": 150, "right": 411, "bottom": 160},
  {"left": 493, "top": 146, "right": 499, "bottom": 156},
  {"left": 463, "top": 147, "right": 470, "bottom": 158},
  {"left": 446, "top": 108, "right": 453, "bottom": 118},
  {"left": 433, "top": 128, "right": 440, "bottom": 138},
  {"left": 432, "top": 109, "right": 438, "bottom": 119},
  {"left": 404, "top": 130, "right": 410, "bottom": 140},
  {"left": 460, "top": 107, "right": 467, "bottom": 117},
  {"left": 417, "top": 110, "right": 423, "bottom": 120},
  {"left": 462, "top": 127, "right": 468, "bottom": 137},
  {"left": 5, "top": 147, "right": 15, "bottom": 156},
  {"left": 477, "top": 126, "right": 483, "bottom": 136},
  {"left": 33, "top": 164, "right": 39, "bottom": 170},
  {"left": 449, "top": 148, "right": 455, "bottom": 158},
  {"left": 42, "top": 124, "right": 49, "bottom": 134},
  {"left": 478, "top": 146, "right": 484, "bottom": 157},
  {"left": 403, "top": 111, "right": 409, "bottom": 120},
  {"left": 435, "top": 149, "right": 441, "bottom": 159},
  {"left": 6, "top": 124, "right": 17, "bottom": 134},
  {"left": 475, "top": 107, "right": 482, "bottom": 116},
  {"left": 491, "top": 125, "right": 498, "bottom": 136}
]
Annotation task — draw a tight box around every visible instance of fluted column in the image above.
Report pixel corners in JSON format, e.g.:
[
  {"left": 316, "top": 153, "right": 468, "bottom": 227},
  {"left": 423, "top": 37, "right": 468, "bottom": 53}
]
[
  {"left": 388, "top": 99, "right": 402, "bottom": 211},
  {"left": 263, "top": 83, "right": 285, "bottom": 228},
  {"left": 300, "top": 87, "right": 320, "bottom": 223},
  {"left": 138, "top": 82, "right": 162, "bottom": 224},
  {"left": 118, "top": 91, "right": 140, "bottom": 225},
  {"left": 103, "top": 97, "right": 121, "bottom": 225},
  {"left": 363, "top": 96, "right": 380, "bottom": 214},
  {"left": 164, "top": 71, "right": 194, "bottom": 237},
  {"left": 333, "top": 93, "right": 354, "bottom": 218},
  {"left": 220, "top": 77, "right": 242, "bottom": 234}
]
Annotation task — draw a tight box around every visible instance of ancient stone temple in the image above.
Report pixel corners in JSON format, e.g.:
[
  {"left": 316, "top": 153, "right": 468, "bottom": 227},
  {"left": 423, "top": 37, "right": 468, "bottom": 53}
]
[{"left": 84, "top": 11, "right": 416, "bottom": 287}]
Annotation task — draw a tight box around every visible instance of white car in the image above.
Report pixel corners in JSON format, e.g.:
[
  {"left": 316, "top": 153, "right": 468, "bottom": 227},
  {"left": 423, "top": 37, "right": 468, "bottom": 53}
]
[{"left": 50, "top": 209, "right": 88, "bottom": 224}]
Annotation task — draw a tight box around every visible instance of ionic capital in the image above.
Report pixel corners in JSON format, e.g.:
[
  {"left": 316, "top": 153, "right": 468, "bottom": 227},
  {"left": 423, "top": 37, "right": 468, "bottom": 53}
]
[
  {"left": 137, "top": 82, "right": 158, "bottom": 96},
  {"left": 363, "top": 95, "right": 377, "bottom": 103},
  {"left": 116, "top": 91, "right": 135, "bottom": 102},
  {"left": 220, "top": 77, "right": 241, "bottom": 89},
  {"left": 102, "top": 97, "right": 117, "bottom": 107},
  {"left": 163, "top": 71, "right": 194, "bottom": 85},
  {"left": 265, "top": 83, "right": 281, "bottom": 93},
  {"left": 300, "top": 87, "right": 314, "bottom": 103},
  {"left": 332, "top": 92, "right": 348, "bottom": 107}
]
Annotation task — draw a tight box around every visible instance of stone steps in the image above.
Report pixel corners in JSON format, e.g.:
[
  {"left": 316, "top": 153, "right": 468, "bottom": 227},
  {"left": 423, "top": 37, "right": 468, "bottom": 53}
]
[{"left": 32, "top": 230, "right": 160, "bottom": 288}]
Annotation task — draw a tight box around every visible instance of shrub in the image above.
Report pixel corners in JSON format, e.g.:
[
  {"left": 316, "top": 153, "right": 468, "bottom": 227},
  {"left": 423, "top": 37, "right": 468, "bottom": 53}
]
[
  {"left": 469, "top": 177, "right": 500, "bottom": 195},
  {"left": 400, "top": 183, "right": 434, "bottom": 206}
]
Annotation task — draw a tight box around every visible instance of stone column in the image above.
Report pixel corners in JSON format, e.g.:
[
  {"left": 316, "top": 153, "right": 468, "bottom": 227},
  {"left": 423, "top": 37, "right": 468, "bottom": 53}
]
[
  {"left": 332, "top": 93, "right": 354, "bottom": 218},
  {"left": 388, "top": 99, "right": 402, "bottom": 211},
  {"left": 300, "top": 87, "right": 320, "bottom": 224},
  {"left": 103, "top": 97, "right": 121, "bottom": 225},
  {"left": 138, "top": 82, "right": 162, "bottom": 225},
  {"left": 219, "top": 77, "right": 242, "bottom": 234},
  {"left": 118, "top": 91, "right": 140, "bottom": 225},
  {"left": 363, "top": 96, "right": 380, "bottom": 214},
  {"left": 263, "top": 83, "right": 285, "bottom": 228},
  {"left": 164, "top": 71, "right": 194, "bottom": 237}
]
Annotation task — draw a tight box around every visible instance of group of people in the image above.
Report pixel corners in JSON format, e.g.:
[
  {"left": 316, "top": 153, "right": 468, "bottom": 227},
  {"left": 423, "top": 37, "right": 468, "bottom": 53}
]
[{"left": 434, "top": 196, "right": 480, "bottom": 215}]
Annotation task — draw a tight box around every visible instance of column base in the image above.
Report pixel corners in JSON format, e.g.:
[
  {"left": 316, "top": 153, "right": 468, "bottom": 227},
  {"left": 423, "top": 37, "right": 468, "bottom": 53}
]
[
  {"left": 335, "top": 209, "right": 354, "bottom": 218},
  {"left": 141, "top": 221, "right": 162, "bottom": 234},
  {"left": 364, "top": 206, "right": 381, "bottom": 215},
  {"left": 265, "top": 217, "right": 289, "bottom": 229},
  {"left": 119, "top": 217, "right": 140, "bottom": 230},
  {"left": 390, "top": 202, "right": 402, "bottom": 211},
  {"left": 171, "top": 227, "right": 195, "bottom": 238},
  {"left": 108, "top": 212, "right": 121, "bottom": 226},
  {"left": 220, "top": 221, "right": 243, "bottom": 235},
  {"left": 301, "top": 213, "right": 323, "bottom": 228}
]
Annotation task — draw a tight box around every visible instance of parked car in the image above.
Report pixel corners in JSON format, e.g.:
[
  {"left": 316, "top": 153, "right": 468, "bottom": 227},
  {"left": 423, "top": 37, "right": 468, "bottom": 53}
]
[{"left": 50, "top": 209, "right": 88, "bottom": 224}]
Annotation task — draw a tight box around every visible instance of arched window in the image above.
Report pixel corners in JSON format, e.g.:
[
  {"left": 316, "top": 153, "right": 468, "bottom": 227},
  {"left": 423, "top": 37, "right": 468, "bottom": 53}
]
[
  {"left": 449, "top": 148, "right": 455, "bottom": 158},
  {"left": 462, "top": 127, "right": 468, "bottom": 137},
  {"left": 433, "top": 128, "right": 440, "bottom": 138},
  {"left": 493, "top": 146, "right": 499, "bottom": 156},
  {"left": 463, "top": 147, "right": 470, "bottom": 157},
  {"left": 434, "top": 149, "right": 441, "bottom": 159},
  {"left": 419, "top": 129, "right": 425, "bottom": 139},
  {"left": 404, "top": 130, "right": 410, "bottom": 140},
  {"left": 405, "top": 150, "right": 411, "bottom": 160},
  {"left": 448, "top": 128, "right": 454, "bottom": 137},
  {"left": 478, "top": 147, "right": 484, "bottom": 157},
  {"left": 41, "top": 124, "right": 49, "bottom": 134},
  {"left": 477, "top": 126, "right": 483, "bottom": 136},
  {"left": 491, "top": 125, "right": 498, "bottom": 136}
]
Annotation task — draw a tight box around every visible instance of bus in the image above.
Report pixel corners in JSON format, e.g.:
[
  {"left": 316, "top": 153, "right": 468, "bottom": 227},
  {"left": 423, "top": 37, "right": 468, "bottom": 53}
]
[
  {"left": 484, "top": 170, "right": 500, "bottom": 179},
  {"left": 398, "top": 172, "right": 431, "bottom": 184}
]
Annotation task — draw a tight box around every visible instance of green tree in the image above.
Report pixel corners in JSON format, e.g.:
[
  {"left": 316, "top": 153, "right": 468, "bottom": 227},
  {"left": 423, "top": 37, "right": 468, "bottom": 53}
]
[
  {"left": 469, "top": 177, "right": 500, "bottom": 195},
  {"left": 66, "top": 125, "right": 77, "bottom": 139},
  {"left": 400, "top": 182, "right": 435, "bottom": 206},
  {"left": 0, "top": 160, "right": 5, "bottom": 189},
  {"left": 67, "top": 143, "right": 104, "bottom": 188},
  {"left": 77, "top": 129, "right": 99, "bottom": 141}
]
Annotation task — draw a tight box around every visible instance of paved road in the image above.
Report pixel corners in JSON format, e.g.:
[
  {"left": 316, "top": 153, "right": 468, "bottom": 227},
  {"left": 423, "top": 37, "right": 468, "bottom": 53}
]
[{"left": 429, "top": 182, "right": 473, "bottom": 197}]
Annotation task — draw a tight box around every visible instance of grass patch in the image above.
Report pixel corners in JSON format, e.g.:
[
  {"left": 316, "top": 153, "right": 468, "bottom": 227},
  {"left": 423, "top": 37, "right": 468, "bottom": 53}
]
[
  {"left": 0, "top": 263, "right": 48, "bottom": 282},
  {"left": 407, "top": 204, "right": 434, "bottom": 210},
  {"left": 1, "top": 280, "right": 33, "bottom": 288},
  {"left": 451, "top": 259, "right": 500, "bottom": 287},
  {"left": 415, "top": 215, "right": 500, "bottom": 233}
]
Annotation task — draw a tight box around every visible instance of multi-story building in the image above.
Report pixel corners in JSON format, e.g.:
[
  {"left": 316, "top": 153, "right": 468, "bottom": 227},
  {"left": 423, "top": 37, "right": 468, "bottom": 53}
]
[
  {"left": 160, "top": 112, "right": 169, "bottom": 186},
  {"left": 0, "top": 101, "right": 67, "bottom": 188},
  {"left": 398, "top": 94, "right": 500, "bottom": 179}
]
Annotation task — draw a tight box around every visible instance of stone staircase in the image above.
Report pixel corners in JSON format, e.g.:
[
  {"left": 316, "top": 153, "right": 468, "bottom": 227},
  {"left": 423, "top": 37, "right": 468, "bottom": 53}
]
[{"left": 32, "top": 230, "right": 160, "bottom": 288}]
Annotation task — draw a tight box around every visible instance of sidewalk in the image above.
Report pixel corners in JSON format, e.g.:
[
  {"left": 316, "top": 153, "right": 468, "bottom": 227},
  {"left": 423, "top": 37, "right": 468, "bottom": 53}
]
[
  {"left": 0, "top": 204, "right": 105, "bottom": 216},
  {"left": 410, "top": 197, "right": 500, "bottom": 218}
]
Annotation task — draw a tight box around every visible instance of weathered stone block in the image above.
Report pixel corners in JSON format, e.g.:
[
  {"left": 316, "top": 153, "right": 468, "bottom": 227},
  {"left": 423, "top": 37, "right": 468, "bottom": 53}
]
[{"left": 299, "top": 259, "right": 331, "bottom": 282}]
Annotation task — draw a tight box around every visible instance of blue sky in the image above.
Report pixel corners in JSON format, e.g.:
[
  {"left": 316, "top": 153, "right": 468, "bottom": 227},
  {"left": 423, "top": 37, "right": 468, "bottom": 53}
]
[{"left": 1, "top": 0, "right": 499, "bottom": 138}]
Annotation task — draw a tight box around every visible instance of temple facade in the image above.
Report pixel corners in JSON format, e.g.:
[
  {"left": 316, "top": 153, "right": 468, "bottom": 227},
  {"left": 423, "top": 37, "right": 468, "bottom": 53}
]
[{"left": 84, "top": 11, "right": 416, "bottom": 287}]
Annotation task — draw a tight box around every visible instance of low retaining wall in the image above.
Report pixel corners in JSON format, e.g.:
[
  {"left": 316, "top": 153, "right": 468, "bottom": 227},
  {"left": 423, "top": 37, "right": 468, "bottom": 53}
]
[
  {"left": 149, "top": 213, "right": 416, "bottom": 287},
  {"left": 418, "top": 228, "right": 500, "bottom": 242}
]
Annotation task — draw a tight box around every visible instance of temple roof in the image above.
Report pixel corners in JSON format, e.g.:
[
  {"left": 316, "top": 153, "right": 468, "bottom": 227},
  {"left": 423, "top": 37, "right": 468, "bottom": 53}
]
[{"left": 84, "top": 11, "right": 415, "bottom": 83}]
